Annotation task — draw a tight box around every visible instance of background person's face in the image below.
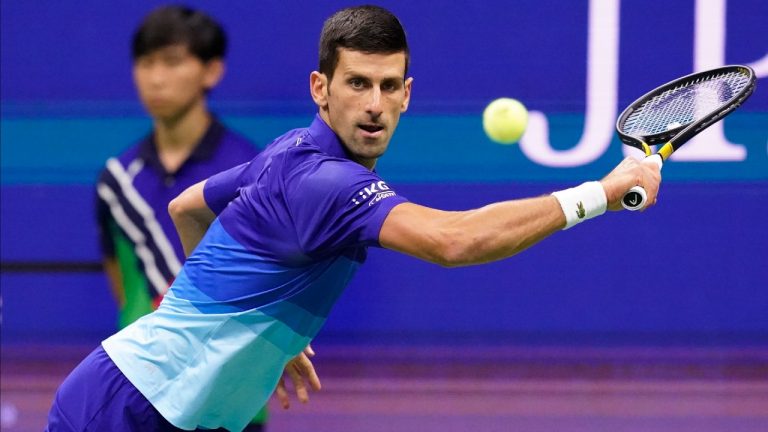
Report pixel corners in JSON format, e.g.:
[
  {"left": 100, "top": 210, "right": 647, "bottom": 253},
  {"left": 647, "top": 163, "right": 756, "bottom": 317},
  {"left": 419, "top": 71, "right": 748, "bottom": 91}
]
[
  {"left": 133, "top": 45, "right": 220, "bottom": 122},
  {"left": 314, "top": 49, "right": 412, "bottom": 169}
]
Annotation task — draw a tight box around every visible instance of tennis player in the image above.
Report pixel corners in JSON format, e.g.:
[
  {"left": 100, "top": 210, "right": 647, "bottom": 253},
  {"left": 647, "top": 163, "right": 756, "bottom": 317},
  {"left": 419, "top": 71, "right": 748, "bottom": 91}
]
[{"left": 47, "top": 5, "right": 661, "bottom": 431}]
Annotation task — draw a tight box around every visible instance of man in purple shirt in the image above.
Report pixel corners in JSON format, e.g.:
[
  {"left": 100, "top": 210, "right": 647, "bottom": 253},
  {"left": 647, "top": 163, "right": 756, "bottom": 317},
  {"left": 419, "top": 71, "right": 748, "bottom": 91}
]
[{"left": 48, "top": 5, "right": 660, "bottom": 431}]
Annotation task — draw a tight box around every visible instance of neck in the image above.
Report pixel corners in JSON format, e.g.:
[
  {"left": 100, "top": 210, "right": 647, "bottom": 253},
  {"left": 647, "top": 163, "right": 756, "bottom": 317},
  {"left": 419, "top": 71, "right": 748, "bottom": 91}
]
[
  {"left": 152, "top": 99, "right": 211, "bottom": 173},
  {"left": 357, "top": 157, "right": 377, "bottom": 171},
  {"left": 318, "top": 109, "right": 377, "bottom": 171}
]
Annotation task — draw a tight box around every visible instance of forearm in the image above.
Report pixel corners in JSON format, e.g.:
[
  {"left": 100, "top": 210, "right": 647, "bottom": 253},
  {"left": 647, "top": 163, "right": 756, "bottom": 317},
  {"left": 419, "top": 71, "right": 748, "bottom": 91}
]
[
  {"left": 381, "top": 196, "right": 565, "bottom": 267},
  {"left": 168, "top": 180, "right": 216, "bottom": 257},
  {"left": 444, "top": 195, "right": 565, "bottom": 265},
  {"left": 172, "top": 208, "right": 215, "bottom": 257}
]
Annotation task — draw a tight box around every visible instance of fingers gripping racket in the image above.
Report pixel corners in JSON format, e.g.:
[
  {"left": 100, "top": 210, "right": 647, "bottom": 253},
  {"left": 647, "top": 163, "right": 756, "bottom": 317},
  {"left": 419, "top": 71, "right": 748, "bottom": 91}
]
[{"left": 616, "top": 65, "right": 757, "bottom": 210}]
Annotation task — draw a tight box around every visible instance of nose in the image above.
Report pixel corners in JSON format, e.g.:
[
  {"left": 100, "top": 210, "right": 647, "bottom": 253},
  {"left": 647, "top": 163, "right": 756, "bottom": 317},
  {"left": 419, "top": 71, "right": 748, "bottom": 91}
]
[
  {"left": 366, "top": 87, "right": 383, "bottom": 118},
  {"left": 146, "top": 64, "right": 167, "bottom": 87}
]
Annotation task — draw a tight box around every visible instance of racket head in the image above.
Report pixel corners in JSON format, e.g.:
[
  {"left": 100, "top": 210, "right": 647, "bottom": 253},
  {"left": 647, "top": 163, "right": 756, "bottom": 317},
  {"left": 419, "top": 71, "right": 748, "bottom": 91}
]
[{"left": 616, "top": 65, "right": 756, "bottom": 156}]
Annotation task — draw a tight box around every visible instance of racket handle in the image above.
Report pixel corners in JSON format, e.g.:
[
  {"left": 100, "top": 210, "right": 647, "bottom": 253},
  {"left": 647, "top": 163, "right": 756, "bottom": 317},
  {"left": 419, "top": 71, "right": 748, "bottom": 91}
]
[{"left": 621, "top": 155, "right": 664, "bottom": 211}]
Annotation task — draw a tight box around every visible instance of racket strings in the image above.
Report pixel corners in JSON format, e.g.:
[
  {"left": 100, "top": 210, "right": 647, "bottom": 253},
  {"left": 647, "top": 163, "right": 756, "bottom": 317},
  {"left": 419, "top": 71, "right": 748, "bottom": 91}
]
[{"left": 621, "top": 71, "right": 751, "bottom": 136}]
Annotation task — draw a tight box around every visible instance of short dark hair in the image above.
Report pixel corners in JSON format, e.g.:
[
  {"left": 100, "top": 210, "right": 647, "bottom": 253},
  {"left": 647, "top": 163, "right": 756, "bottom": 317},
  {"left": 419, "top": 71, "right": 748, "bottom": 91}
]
[
  {"left": 318, "top": 5, "right": 409, "bottom": 81},
  {"left": 132, "top": 5, "right": 227, "bottom": 62}
]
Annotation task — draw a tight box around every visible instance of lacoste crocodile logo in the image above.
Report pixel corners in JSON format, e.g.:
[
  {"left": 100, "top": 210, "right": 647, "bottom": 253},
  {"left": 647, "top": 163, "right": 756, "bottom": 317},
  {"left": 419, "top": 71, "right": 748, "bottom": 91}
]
[{"left": 576, "top": 201, "right": 586, "bottom": 219}]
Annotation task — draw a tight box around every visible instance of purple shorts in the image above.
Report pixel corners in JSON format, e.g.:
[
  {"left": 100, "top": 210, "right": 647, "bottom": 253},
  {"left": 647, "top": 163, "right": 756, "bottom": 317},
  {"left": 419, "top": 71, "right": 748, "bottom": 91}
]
[{"left": 45, "top": 345, "right": 183, "bottom": 432}]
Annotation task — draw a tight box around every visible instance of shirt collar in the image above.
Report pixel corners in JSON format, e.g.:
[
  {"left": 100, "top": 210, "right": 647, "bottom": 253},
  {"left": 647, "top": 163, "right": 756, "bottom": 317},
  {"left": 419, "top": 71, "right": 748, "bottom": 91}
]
[
  {"left": 305, "top": 114, "right": 351, "bottom": 160},
  {"left": 138, "top": 117, "right": 225, "bottom": 172}
]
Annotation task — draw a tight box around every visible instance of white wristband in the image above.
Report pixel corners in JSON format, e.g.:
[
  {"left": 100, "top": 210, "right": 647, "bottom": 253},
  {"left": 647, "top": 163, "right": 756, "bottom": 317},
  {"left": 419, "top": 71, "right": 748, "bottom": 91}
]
[{"left": 551, "top": 181, "right": 607, "bottom": 230}]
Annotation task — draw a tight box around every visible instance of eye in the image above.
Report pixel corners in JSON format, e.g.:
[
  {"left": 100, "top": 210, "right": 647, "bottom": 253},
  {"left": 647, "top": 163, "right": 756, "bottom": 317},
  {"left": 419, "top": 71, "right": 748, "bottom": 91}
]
[
  {"left": 381, "top": 81, "right": 400, "bottom": 92},
  {"left": 349, "top": 78, "right": 367, "bottom": 89}
]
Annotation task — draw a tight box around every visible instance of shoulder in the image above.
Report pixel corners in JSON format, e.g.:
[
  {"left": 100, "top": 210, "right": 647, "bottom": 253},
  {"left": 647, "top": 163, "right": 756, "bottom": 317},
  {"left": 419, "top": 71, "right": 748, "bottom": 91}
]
[
  {"left": 251, "top": 127, "right": 313, "bottom": 170},
  {"left": 115, "top": 141, "right": 144, "bottom": 165},
  {"left": 287, "top": 151, "right": 385, "bottom": 200},
  {"left": 97, "top": 141, "right": 143, "bottom": 183}
]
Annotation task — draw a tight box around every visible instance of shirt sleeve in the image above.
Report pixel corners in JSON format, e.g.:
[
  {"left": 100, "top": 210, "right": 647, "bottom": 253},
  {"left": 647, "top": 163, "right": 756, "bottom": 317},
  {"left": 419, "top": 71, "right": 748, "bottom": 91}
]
[
  {"left": 203, "top": 162, "right": 252, "bottom": 215},
  {"left": 285, "top": 158, "right": 408, "bottom": 256}
]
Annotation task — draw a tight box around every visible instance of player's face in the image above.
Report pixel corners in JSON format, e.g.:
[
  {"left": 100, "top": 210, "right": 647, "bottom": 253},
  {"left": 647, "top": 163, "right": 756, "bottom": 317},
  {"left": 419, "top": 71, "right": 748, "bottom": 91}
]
[
  {"left": 311, "top": 49, "right": 412, "bottom": 169},
  {"left": 133, "top": 45, "right": 223, "bottom": 122}
]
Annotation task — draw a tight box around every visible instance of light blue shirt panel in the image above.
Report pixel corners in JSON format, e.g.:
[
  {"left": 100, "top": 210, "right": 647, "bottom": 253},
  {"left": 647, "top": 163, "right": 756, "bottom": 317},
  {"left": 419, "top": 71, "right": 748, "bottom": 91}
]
[
  {"left": 103, "top": 294, "right": 307, "bottom": 431},
  {"left": 103, "top": 219, "right": 362, "bottom": 430}
]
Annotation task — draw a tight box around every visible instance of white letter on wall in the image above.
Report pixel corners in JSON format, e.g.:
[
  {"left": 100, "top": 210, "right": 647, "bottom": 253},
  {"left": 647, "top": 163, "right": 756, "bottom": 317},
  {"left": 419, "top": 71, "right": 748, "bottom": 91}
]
[{"left": 519, "top": 0, "right": 619, "bottom": 167}]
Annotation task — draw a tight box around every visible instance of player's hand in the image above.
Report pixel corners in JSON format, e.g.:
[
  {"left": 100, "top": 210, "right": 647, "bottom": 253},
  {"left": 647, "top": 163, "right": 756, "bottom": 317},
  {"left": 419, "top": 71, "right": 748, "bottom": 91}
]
[
  {"left": 275, "top": 345, "right": 321, "bottom": 409},
  {"left": 600, "top": 157, "right": 661, "bottom": 211}
]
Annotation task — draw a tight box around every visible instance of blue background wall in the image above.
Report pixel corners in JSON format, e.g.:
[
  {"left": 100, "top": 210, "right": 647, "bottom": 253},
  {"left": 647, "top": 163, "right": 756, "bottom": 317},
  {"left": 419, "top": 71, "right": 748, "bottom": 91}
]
[{"left": 2, "top": 0, "right": 767, "bottom": 345}]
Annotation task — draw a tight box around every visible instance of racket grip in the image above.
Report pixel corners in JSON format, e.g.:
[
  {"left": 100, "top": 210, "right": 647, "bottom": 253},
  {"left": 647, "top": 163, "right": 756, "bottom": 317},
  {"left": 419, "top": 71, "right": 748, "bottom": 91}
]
[{"left": 621, "top": 155, "right": 663, "bottom": 211}]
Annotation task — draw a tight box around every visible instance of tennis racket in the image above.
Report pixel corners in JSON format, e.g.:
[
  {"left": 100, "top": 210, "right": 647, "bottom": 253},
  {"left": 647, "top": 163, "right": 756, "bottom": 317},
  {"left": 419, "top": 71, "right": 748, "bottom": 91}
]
[{"left": 616, "top": 65, "right": 757, "bottom": 210}]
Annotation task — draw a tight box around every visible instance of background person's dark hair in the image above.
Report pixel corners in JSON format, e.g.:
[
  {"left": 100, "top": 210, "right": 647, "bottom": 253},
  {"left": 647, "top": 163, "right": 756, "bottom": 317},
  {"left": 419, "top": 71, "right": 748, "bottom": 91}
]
[
  {"left": 132, "top": 5, "right": 227, "bottom": 62},
  {"left": 319, "top": 5, "right": 409, "bottom": 81}
]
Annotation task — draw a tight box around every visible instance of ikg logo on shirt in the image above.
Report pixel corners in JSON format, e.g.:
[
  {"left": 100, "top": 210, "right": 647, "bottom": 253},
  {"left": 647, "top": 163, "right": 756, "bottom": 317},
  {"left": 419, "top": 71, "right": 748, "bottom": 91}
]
[{"left": 351, "top": 181, "right": 396, "bottom": 206}]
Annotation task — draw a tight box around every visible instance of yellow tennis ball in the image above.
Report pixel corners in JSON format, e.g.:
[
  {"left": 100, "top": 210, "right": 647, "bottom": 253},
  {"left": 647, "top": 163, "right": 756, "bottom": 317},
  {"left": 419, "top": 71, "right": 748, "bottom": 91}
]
[{"left": 482, "top": 98, "right": 528, "bottom": 144}]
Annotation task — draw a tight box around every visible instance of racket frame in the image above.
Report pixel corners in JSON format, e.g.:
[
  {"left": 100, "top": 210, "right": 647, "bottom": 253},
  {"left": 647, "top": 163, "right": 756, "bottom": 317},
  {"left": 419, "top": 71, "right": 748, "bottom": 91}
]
[{"left": 616, "top": 64, "right": 757, "bottom": 163}]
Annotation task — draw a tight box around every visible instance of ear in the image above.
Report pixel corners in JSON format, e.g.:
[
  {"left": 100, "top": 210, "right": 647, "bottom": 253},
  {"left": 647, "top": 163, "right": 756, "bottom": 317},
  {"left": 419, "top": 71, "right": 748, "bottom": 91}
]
[
  {"left": 400, "top": 77, "right": 413, "bottom": 113},
  {"left": 310, "top": 71, "right": 329, "bottom": 109},
  {"left": 202, "top": 59, "right": 225, "bottom": 90}
]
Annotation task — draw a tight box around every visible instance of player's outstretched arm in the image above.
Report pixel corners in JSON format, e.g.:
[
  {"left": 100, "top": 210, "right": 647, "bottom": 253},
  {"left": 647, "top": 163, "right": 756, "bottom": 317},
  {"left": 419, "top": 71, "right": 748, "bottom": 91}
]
[
  {"left": 275, "top": 345, "right": 321, "bottom": 409},
  {"left": 380, "top": 157, "right": 659, "bottom": 267},
  {"left": 168, "top": 180, "right": 216, "bottom": 257},
  {"left": 380, "top": 196, "right": 564, "bottom": 267}
]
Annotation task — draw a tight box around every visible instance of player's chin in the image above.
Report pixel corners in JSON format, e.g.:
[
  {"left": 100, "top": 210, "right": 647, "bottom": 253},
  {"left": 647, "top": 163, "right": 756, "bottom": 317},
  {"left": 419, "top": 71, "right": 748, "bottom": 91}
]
[{"left": 351, "top": 141, "right": 388, "bottom": 160}]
